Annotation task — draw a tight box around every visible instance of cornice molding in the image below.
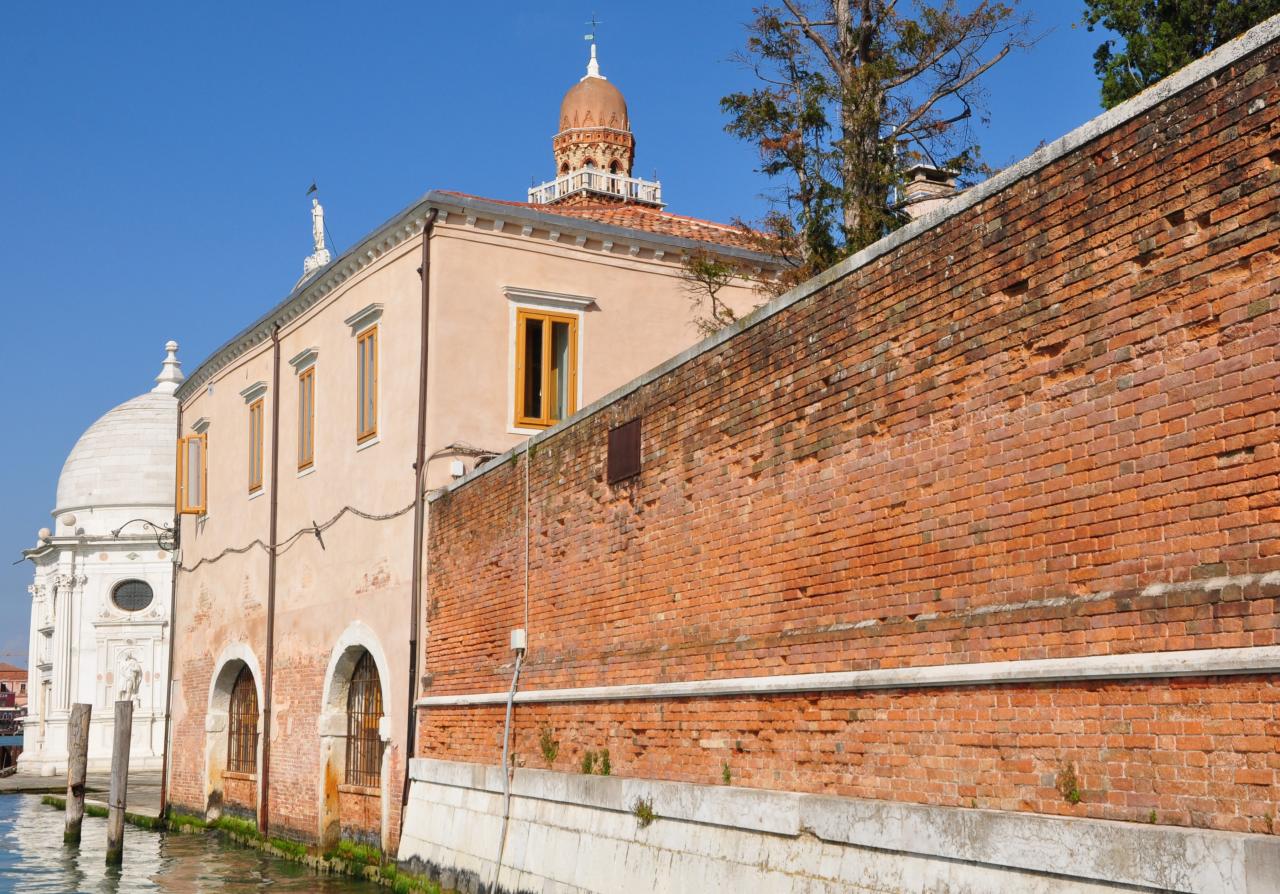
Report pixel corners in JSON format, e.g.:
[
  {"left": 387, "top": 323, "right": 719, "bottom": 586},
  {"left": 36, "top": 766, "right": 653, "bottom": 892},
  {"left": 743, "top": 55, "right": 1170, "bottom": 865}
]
[
  {"left": 174, "top": 190, "right": 779, "bottom": 402},
  {"left": 239, "top": 381, "right": 268, "bottom": 403},
  {"left": 503, "top": 286, "right": 597, "bottom": 311},
  {"left": 343, "top": 302, "right": 383, "bottom": 335},
  {"left": 288, "top": 347, "right": 319, "bottom": 372}
]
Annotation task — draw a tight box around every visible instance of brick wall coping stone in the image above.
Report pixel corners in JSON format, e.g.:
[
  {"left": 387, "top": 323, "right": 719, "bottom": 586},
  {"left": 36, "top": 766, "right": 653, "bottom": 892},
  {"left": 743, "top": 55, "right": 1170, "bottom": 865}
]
[
  {"left": 430, "top": 11, "right": 1280, "bottom": 505},
  {"left": 417, "top": 640, "right": 1280, "bottom": 707},
  {"left": 408, "top": 757, "right": 1280, "bottom": 893}
]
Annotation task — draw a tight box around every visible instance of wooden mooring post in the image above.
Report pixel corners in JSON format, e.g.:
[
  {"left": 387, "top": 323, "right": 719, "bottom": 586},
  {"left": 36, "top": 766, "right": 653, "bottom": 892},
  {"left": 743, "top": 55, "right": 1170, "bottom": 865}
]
[
  {"left": 63, "top": 703, "right": 91, "bottom": 845},
  {"left": 105, "top": 700, "right": 133, "bottom": 865}
]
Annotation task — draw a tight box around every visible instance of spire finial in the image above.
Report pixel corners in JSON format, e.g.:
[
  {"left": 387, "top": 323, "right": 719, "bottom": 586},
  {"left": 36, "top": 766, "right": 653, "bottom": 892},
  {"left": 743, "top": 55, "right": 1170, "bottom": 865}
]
[
  {"left": 153, "top": 340, "right": 185, "bottom": 394},
  {"left": 582, "top": 14, "right": 604, "bottom": 80}
]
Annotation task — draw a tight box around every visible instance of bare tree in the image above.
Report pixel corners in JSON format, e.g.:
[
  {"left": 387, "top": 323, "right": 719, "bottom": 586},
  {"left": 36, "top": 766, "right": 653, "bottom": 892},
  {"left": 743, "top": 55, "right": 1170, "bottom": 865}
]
[{"left": 724, "top": 1, "right": 1034, "bottom": 270}]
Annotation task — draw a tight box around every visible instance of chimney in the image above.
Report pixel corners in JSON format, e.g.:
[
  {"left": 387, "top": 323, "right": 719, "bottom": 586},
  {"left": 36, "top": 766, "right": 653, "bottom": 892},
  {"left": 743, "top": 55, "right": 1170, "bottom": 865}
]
[{"left": 900, "top": 165, "right": 960, "bottom": 221}]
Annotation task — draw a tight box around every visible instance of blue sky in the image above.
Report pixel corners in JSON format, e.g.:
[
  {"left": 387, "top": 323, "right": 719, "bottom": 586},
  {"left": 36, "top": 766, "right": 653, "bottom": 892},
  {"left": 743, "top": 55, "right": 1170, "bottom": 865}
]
[{"left": 0, "top": 1, "right": 1107, "bottom": 661}]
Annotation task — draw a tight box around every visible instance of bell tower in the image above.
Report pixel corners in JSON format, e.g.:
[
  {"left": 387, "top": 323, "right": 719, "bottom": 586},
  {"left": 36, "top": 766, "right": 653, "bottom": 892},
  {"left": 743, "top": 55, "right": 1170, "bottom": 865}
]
[{"left": 529, "top": 43, "right": 662, "bottom": 207}]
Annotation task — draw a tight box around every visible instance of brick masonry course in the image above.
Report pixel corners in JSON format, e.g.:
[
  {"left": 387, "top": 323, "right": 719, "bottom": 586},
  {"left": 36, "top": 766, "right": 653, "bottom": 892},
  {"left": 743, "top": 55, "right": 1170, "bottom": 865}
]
[{"left": 419, "top": 28, "right": 1280, "bottom": 838}]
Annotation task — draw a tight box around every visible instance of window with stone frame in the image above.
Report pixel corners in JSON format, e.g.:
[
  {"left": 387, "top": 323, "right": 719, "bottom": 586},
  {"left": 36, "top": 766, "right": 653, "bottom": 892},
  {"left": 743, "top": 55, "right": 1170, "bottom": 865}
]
[
  {"left": 177, "top": 433, "right": 207, "bottom": 514},
  {"left": 515, "top": 308, "right": 578, "bottom": 428},
  {"left": 247, "top": 398, "right": 264, "bottom": 492},
  {"left": 298, "top": 365, "right": 315, "bottom": 469},
  {"left": 356, "top": 326, "right": 378, "bottom": 443}
]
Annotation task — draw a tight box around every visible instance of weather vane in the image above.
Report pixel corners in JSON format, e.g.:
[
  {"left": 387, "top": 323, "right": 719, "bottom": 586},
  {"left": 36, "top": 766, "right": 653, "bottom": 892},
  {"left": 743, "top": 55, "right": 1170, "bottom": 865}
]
[{"left": 584, "top": 13, "right": 601, "bottom": 43}]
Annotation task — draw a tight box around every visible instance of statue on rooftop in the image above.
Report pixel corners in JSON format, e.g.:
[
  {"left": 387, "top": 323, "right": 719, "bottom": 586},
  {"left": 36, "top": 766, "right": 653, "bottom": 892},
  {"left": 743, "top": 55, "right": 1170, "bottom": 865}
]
[{"left": 311, "top": 198, "right": 326, "bottom": 254}]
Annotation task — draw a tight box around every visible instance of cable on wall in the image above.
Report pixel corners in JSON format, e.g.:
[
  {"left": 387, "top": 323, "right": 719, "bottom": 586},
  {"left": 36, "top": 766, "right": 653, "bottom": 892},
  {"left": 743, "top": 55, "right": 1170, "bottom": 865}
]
[{"left": 177, "top": 498, "right": 416, "bottom": 573}]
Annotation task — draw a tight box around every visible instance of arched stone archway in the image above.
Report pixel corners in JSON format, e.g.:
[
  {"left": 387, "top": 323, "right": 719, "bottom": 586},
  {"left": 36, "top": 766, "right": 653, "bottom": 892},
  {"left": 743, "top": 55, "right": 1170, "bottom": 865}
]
[
  {"left": 205, "top": 642, "right": 264, "bottom": 822},
  {"left": 318, "top": 622, "right": 391, "bottom": 850}
]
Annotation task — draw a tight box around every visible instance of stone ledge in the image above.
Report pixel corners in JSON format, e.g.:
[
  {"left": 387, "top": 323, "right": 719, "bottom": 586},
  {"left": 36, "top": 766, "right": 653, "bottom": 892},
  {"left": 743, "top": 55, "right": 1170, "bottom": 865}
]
[
  {"left": 407, "top": 757, "right": 1280, "bottom": 894},
  {"left": 416, "top": 641, "right": 1280, "bottom": 707}
]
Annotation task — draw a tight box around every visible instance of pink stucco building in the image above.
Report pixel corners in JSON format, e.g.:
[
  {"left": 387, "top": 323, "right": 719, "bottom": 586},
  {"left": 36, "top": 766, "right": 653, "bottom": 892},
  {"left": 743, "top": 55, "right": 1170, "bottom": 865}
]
[{"left": 163, "top": 46, "right": 773, "bottom": 851}]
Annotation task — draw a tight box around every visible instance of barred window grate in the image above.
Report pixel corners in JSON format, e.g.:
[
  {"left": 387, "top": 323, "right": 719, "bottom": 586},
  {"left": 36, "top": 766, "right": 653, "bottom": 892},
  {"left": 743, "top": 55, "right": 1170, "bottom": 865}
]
[
  {"left": 345, "top": 651, "right": 383, "bottom": 787},
  {"left": 112, "top": 580, "right": 154, "bottom": 612},
  {"left": 227, "top": 666, "right": 258, "bottom": 774}
]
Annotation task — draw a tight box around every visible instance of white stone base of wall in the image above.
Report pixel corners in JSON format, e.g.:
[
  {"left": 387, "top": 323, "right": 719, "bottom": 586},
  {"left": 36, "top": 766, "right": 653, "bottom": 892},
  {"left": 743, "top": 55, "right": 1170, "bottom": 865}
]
[{"left": 399, "top": 758, "right": 1280, "bottom": 894}]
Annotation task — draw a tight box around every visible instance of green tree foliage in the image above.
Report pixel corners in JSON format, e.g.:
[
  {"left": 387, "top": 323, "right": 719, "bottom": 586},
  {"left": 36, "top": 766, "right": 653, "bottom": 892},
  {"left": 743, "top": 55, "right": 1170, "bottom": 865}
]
[
  {"left": 723, "top": 1, "right": 1032, "bottom": 282},
  {"left": 1085, "top": 0, "right": 1280, "bottom": 108}
]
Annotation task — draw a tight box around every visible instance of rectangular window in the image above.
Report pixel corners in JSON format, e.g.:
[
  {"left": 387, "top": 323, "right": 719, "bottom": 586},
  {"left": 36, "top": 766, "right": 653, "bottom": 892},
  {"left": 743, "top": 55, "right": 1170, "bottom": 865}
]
[
  {"left": 247, "top": 399, "right": 264, "bottom": 492},
  {"left": 356, "top": 326, "right": 378, "bottom": 443},
  {"left": 177, "top": 433, "right": 207, "bottom": 515},
  {"left": 298, "top": 367, "right": 315, "bottom": 469},
  {"left": 515, "top": 309, "right": 578, "bottom": 427}
]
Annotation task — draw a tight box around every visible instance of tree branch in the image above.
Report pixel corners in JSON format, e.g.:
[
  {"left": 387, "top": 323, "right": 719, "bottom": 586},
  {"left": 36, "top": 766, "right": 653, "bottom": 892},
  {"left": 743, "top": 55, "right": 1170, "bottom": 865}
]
[
  {"left": 781, "top": 0, "right": 845, "bottom": 84},
  {"left": 889, "top": 42, "right": 1011, "bottom": 140}
]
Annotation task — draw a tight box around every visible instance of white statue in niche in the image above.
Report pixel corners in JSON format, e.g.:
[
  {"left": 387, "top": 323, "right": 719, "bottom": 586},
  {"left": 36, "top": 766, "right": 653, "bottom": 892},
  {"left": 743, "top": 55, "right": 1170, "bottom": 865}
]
[{"left": 118, "top": 653, "right": 142, "bottom": 705}]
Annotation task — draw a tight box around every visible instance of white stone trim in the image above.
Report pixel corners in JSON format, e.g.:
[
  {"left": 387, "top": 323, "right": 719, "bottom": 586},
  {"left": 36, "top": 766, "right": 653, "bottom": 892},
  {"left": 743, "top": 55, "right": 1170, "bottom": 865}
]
[
  {"left": 432, "top": 13, "right": 1280, "bottom": 503},
  {"left": 320, "top": 620, "right": 392, "bottom": 716},
  {"left": 417, "top": 645, "right": 1280, "bottom": 707},
  {"left": 204, "top": 641, "right": 265, "bottom": 819},
  {"left": 190, "top": 416, "right": 211, "bottom": 434},
  {"left": 405, "top": 757, "right": 1280, "bottom": 894},
  {"left": 343, "top": 302, "right": 383, "bottom": 335},
  {"left": 207, "top": 641, "right": 264, "bottom": 714},
  {"left": 288, "top": 347, "right": 318, "bottom": 372},
  {"left": 239, "top": 381, "right": 268, "bottom": 403},
  {"left": 503, "top": 285, "right": 597, "bottom": 311},
  {"left": 318, "top": 620, "right": 393, "bottom": 850}
]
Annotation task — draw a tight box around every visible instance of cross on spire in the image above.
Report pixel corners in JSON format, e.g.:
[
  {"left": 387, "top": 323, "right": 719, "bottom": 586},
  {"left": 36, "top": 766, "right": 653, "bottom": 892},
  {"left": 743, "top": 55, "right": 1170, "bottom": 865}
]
[{"left": 583, "top": 13, "right": 601, "bottom": 43}]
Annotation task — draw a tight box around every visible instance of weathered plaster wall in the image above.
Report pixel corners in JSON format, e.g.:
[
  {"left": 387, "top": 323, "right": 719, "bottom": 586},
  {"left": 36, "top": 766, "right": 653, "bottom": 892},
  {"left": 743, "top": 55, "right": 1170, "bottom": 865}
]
[{"left": 167, "top": 196, "right": 769, "bottom": 851}]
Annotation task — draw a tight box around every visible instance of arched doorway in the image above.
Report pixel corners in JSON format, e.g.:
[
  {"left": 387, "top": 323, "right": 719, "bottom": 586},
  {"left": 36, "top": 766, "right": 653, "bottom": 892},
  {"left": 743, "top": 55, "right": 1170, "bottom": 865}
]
[
  {"left": 319, "top": 624, "right": 390, "bottom": 850},
  {"left": 206, "top": 644, "right": 264, "bottom": 822}
]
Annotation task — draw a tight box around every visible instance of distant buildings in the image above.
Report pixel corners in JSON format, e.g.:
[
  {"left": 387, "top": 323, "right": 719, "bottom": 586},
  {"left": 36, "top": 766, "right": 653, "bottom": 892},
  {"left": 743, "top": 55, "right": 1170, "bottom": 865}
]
[
  {"left": 20, "top": 345, "right": 183, "bottom": 774},
  {"left": 0, "top": 662, "right": 27, "bottom": 737}
]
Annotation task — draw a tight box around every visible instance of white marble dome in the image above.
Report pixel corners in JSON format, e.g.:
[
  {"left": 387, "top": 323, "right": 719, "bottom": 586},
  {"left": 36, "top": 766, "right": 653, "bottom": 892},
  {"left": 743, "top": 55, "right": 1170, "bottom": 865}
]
[{"left": 53, "top": 342, "right": 185, "bottom": 516}]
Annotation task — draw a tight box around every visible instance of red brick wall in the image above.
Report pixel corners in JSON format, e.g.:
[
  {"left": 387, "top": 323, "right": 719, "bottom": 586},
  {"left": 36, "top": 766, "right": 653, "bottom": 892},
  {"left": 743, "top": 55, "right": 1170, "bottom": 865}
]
[
  {"left": 223, "top": 774, "right": 257, "bottom": 815},
  {"left": 420, "top": 36, "right": 1280, "bottom": 833}
]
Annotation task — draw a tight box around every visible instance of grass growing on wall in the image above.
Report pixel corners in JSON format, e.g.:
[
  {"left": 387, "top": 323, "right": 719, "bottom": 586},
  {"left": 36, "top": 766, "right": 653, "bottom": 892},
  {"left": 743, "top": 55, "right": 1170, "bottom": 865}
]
[
  {"left": 37, "top": 796, "right": 449, "bottom": 892},
  {"left": 40, "top": 794, "right": 163, "bottom": 830}
]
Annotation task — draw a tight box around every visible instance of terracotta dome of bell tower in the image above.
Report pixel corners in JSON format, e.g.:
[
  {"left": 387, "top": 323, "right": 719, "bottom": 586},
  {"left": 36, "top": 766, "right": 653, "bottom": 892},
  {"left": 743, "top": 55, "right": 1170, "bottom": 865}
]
[
  {"left": 553, "top": 44, "right": 635, "bottom": 179},
  {"left": 529, "top": 44, "right": 662, "bottom": 208},
  {"left": 559, "top": 58, "right": 629, "bottom": 134}
]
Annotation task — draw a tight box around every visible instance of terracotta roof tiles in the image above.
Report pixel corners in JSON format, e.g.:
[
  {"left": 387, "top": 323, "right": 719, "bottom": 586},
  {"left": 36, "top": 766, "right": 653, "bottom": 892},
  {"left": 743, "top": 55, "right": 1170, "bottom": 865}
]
[{"left": 437, "top": 191, "right": 761, "bottom": 252}]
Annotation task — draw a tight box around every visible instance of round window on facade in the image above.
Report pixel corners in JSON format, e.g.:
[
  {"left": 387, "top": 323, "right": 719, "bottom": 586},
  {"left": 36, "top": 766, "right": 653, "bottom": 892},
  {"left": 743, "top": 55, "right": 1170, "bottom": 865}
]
[{"left": 112, "top": 580, "right": 154, "bottom": 612}]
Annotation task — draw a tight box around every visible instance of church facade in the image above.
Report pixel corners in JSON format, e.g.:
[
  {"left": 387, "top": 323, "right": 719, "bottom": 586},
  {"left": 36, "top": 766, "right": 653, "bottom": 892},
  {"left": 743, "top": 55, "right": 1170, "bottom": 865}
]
[
  {"left": 163, "top": 45, "right": 774, "bottom": 852},
  {"left": 21, "top": 344, "right": 184, "bottom": 774}
]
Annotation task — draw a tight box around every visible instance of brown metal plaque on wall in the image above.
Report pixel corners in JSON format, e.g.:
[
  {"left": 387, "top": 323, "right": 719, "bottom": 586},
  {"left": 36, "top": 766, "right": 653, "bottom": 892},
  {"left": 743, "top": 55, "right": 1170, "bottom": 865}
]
[{"left": 607, "top": 418, "right": 641, "bottom": 484}]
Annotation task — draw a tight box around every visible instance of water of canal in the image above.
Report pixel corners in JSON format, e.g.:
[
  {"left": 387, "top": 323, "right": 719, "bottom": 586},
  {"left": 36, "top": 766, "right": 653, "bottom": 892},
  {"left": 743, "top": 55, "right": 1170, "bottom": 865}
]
[{"left": 0, "top": 794, "right": 381, "bottom": 893}]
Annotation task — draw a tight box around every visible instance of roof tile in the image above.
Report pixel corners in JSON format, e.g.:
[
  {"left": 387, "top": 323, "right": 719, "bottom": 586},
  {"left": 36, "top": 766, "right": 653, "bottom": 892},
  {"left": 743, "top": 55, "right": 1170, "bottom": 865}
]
[{"left": 437, "top": 191, "right": 761, "bottom": 252}]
